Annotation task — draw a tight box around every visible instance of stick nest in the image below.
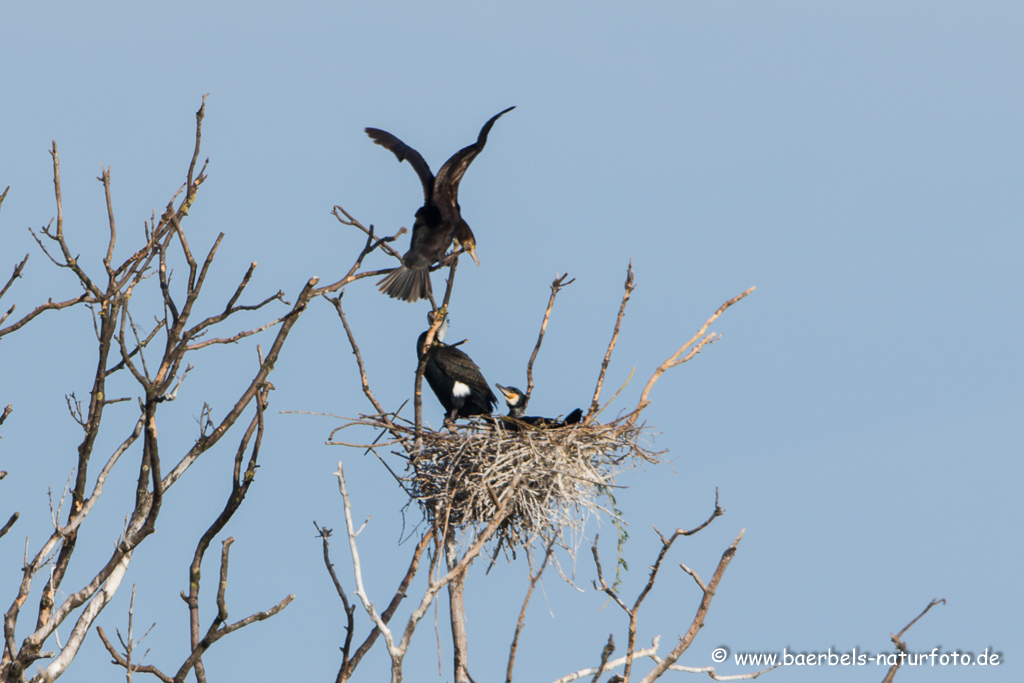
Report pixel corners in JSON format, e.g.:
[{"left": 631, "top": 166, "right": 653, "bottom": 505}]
[{"left": 362, "top": 415, "right": 661, "bottom": 550}]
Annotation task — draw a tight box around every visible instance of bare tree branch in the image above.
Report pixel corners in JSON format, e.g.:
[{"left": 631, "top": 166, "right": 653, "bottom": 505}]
[
  {"left": 413, "top": 258, "right": 460, "bottom": 440},
  {"left": 340, "top": 528, "right": 432, "bottom": 683},
  {"left": 649, "top": 652, "right": 778, "bottom": 681},
  {"left": 881, "top": 598, "right": 946, "bottom": 683},
  {"left": 444, "top": 532, "right": 471, "bottom": 683},
  {"left": 0, "top": 290, "right": 92, "bottom": 339},
  {"left": 295, "top": 206, "right": 413, "bottom": 299},
  {"left": 1, "top": 97, "right": 304, "bottom": 683},
  {"left": 182, "top": 258, "right": 288, "bottom": 346},
  {"left": 551, "top": 639, "right": 661, "bottom": 683},
  {"left": 162, "top": 276, "right": 321, "bottom": 490},
  {"left": 628, "top": 509, "right": 727, "bottom": 678},
  {"left": 98, "top": 167, "right": 118, "bottom": 276},
  {"left": 325, "top": 293, "right": 411, "bottom": 450},
  {"left": 0, "top": 254, "right": 29, "bottom": 307},
  {"left": 94, "top": 586, "right": 160, "bottom": 683},
  {"left": 587, "top": 492, "right": 728, "bottom": 683},
  {"left": 506, "top": 537, "right": 556, "bottom": 683},
  {"left": 590, "top": 634, "right": 616, "bottom": 683},
  {"left": 184, "top": 380, "right": 269, "bottom": 683},
  {"left": 525, "top": 274, "right": 574, "bottom": 403},
  {"left": 627, "top": 287, "right": 754, "bottom": 426},
  {"left": 638, "top": 529, "right": 744, "bottom": 683},
  {"left": 97, "top": 626, "right": 172, "bottom": 683},
  {"left": 314, "top": 523, "right": 357, "bottom": 681},
  {"left": 587, "top": 262, "right": 634, "bottom": 422},
  {"left": 334, "top": 460, "right": 521, "bottom": 683},
  {"left": 46, "top": 142, "right": 101, "bottom": 298},
  {"left": 332, "top": 205, "right": 404, "bottom": 261},
  {"left": 0, "top": 513, "right": 18, "bottom": 541},
  {"left": 165, "top": 523, "right": 295, "bottom": 683}
]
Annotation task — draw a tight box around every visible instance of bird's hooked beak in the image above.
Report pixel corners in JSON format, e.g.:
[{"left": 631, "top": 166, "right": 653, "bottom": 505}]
[
  {"left": 494, "top": 384, "right": 519, "bottom": 404},
  {"left": 466, "top": 244, "right": 480, "bottom": 267},
  {"left": 425, "top": 309, "right": 449, "bottom": 343}
]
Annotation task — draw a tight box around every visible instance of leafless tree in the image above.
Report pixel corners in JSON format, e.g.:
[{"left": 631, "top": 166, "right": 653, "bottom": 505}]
[
  {"left": 1, "top": 99, "right": 945, "bottom": 683},
  {"left": 0, "top": 98, "right": 400, "bottom": 683}
]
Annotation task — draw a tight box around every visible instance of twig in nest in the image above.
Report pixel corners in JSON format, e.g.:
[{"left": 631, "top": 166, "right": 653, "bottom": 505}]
[{"left": 354, "top": 415, "right": 661, "bottom": 553}]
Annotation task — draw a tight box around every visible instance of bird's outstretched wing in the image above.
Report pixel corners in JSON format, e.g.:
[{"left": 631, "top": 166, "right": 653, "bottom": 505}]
[
  {"left": 365, "top": 127, "right": 435, "bottom": 204},
  {"left": 433, "top": 106, "right": 515, "bottom": 217}
]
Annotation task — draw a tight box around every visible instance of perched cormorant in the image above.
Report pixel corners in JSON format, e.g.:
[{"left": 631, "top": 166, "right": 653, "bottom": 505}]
[
  {"left": 494, "top": 384, "right": 583, "bottom": 430},
  {"left": 418, "top": 316, "right": 497, "bottom": 420},
  {"left": 367, "top": 106, "right": 515, "bottom": 302}
]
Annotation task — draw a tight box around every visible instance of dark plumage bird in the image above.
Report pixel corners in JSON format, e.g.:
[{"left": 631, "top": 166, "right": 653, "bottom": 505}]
[
  {"left": 418, "top": 316, "right": 497, "bottom": 420},
  {"left": 367, "top": 106, "right": 515, "bottom": 302},
  {"left": 494, "top": 384, "right": 583, "bottom": 430}
]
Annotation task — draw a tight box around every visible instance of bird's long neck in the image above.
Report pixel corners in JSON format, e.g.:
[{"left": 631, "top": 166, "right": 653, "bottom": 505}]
[{"left": 507, "top": 399, "right": 526, "bottom": 419}]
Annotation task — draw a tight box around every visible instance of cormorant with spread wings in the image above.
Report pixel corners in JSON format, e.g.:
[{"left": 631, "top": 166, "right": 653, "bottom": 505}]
[{"left": 367, "top": 106, "right": 515, "bottom": 302}]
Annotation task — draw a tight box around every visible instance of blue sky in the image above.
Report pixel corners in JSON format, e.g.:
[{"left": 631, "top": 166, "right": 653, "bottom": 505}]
[{"left": 1, "top": 2, "right": 1021, "bottom": 682}]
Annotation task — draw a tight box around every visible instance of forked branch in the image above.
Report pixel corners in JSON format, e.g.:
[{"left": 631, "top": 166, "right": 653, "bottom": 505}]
[
  {"left": 334, "top": 461, "right": 521, "bottom": 683},
  {"left": 591, "top": 491, "right": 725, "bottom": 683},
  {"left": 880, "top": 598, "right": 946, "bottom": 683},
  {"left": 626, "top": 286, "right": 754, "bottom": 427},
  {"left": 325, "top": 293, "right": 410, "bottom": 449},
  {"left": 2, "top": 97, "right": 307, "bottom": 683},
  {"left": 639, "top": 530, "right": 745, "bottom": 683}
]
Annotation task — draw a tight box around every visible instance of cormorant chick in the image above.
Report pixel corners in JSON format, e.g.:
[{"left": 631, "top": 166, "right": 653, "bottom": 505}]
[{"left": 494, "top": 384, "right": 583, "bottom": 430}]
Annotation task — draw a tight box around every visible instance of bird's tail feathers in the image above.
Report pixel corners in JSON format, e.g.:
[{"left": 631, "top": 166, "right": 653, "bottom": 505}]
[{"left": 377, "top": 266, "right": 432, "bottom": 302}]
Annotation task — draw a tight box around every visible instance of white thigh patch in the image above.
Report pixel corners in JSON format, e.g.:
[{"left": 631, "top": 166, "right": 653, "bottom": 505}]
[{"left": 452, "top": 381, "right": 471, "bottom": 398}]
